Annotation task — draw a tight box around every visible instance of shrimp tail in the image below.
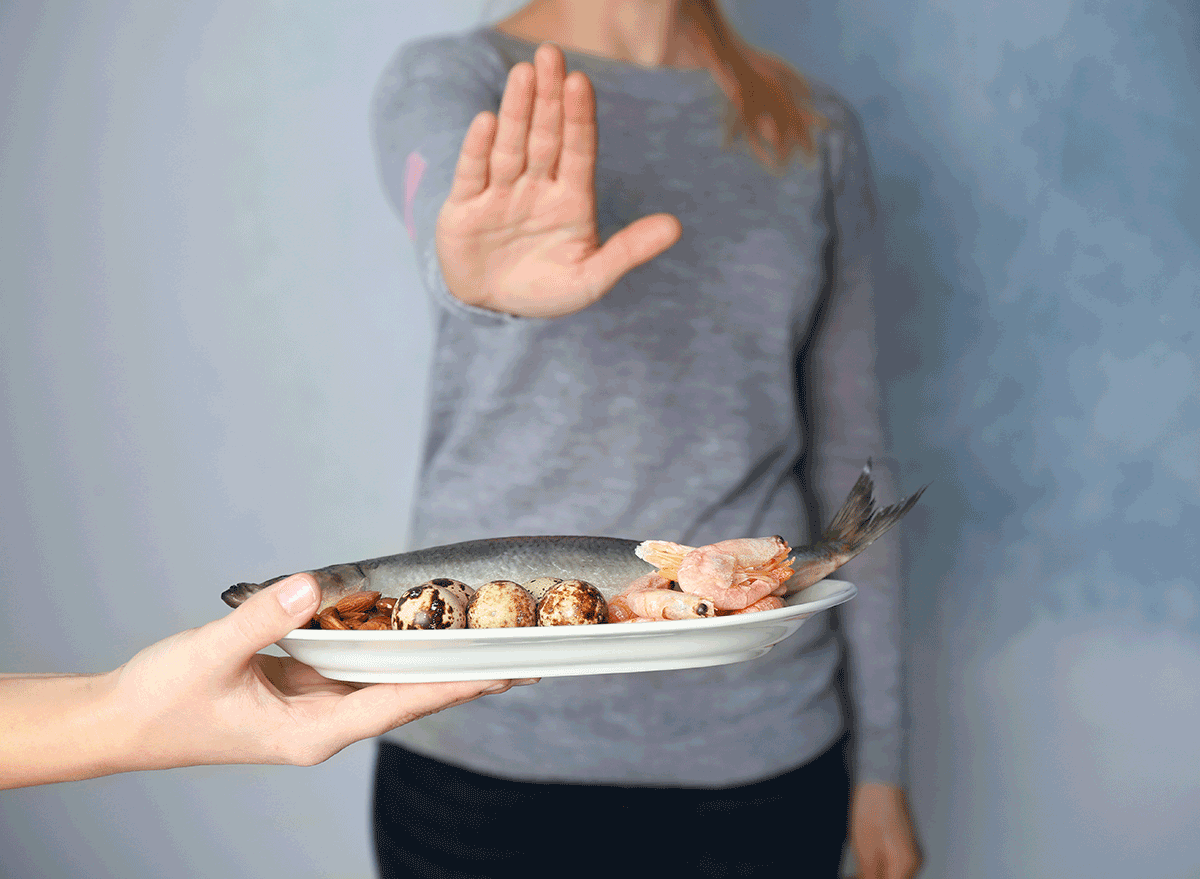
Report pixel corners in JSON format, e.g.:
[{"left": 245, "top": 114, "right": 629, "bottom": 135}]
[
  {"left": 633, "top": 540, "right": 694, "bottom": 578},
  {"left": 821, "top": 460, "right": 928, "bottom": 558}
]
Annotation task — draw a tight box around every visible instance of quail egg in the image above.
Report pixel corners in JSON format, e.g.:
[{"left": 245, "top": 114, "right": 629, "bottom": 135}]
[
  {"left": 536, "top": 579, "right": 608, "bottom": 626},
  {"left": 391, "top": 582, "right": 467, "bottom": 630},
  {"left": 425, "top": 577, "right": 474, "bottom": 605},
  {"left": 522, "top": 576, "right": 564, "bottom": 602},
  {"left": 466, "top": 580, "right": 537, "bottom": 628}
]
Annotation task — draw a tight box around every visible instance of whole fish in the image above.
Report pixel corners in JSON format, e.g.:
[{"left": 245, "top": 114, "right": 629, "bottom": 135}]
[{"left": 220, "top": 461, "right": 925, "bottom": 612}]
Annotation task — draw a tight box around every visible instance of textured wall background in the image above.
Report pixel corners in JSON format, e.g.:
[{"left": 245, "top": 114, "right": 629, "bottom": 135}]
[
  {"left": 2, "top": 1, "right": 1197, "bottom": 877},
  {"left": 738, "top": 1, "right": 1200, "bottom": 875}
]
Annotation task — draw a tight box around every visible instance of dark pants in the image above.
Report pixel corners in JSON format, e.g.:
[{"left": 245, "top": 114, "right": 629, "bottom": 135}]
[{"left": 373, "top": 735, "right": 851, "bottom": 878}]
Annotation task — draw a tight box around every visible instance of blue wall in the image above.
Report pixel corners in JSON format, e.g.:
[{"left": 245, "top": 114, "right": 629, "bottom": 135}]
[{"left": 739, "top": 0, "right": 1200, "bottom": 874}]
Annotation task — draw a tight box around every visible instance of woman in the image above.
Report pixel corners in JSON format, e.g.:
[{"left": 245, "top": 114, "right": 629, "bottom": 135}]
[
  {"left": 1, "top": 575, "right": 529, "bottom": 789},
  {"left": 370, "top": 1, "right": 922, "bottom": 876}
]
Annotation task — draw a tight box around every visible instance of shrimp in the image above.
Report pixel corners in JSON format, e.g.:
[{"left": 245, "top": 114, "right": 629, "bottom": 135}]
[
  {"left": 634, "top": 536, "right": 794, "bottom": 611},
  {"left": 669, "top": 536, "right": 796, "bottom": 611},
  {"left": 608, "top": 572, "right": 695, "bottom": 621},
  {"left": 616, "top": 573, "right": 675, "bottom": 594},
  {"left": 674, "top": 548, "right": 777, "bottom": 610},
  {"left": 609, "top": 588, "right": 716, "bottom": 621},
  {"left": 725, "top": 595, "right": 786, "bottom": 615}
]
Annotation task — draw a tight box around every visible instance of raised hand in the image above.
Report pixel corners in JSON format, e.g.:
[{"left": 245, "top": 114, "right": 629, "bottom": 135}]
[{"left": 435, "top": 43, "right": 682, "bottom": 319}]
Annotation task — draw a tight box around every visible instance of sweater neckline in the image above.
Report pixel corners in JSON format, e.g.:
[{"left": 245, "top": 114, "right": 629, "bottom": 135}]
[{"left": 479, "top": 27, "right": 723, "bottom": 106}]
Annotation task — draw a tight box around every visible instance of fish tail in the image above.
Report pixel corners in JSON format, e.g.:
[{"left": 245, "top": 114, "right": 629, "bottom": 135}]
[{"left": 820, "top": 460, "right": 928, "bottom": 559}]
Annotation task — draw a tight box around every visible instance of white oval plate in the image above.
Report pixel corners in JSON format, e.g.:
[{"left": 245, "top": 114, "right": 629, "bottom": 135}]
[{"left": 276, "top": 579, "right": 855, "bottom": 682}]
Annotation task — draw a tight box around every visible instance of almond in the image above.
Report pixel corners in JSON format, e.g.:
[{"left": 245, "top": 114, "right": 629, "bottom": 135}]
[
  {"left": 336, "top": 591, "right": 382, "bottom": 615},
  {"left": 316, "top": 609, "right": 350, "bottom": 630},
  {"left": 375, "top": 596, "right": 398, "bottom": 615},
  {"left": 358, "top": 617, "right": 391, "bottom": 630},
  {"left": 340, "top": 611, "right": 369, "bottom": 627}
]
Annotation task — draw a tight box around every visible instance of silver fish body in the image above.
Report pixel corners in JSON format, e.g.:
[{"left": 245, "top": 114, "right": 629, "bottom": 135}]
[{"left": 220, "top": 535, "right": 656, "bottom": 611}]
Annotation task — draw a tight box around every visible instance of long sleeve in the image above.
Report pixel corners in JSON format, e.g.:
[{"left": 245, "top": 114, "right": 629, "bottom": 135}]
[
  {"left": 370, "top": 35, "right": 518, "bottom": 328},
  {"left": 801, "top": 101, "right": 909, "bottom": 786}
]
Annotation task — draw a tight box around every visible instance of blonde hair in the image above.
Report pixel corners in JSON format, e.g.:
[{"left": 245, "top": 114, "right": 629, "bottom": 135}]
[{"left": 685, "top": 0, "right": 826, "bottom": 172}]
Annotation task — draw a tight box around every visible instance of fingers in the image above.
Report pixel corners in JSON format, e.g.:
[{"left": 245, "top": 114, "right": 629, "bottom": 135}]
[
  {"left": 583, "top": 212, "right": 683, "bottom": 294},
  {"left": 203, "top": 574, "right": 319, "bottom": 674},
  {"left": 525, "top": 44, "right": 566, "bottom": 178},
  {"left": 306, "top": 679, "right": 534, "bottom": 759},
  {"left": 449, "top": 45, "right": 589, "bottom": 202},
  {"left": 557, "top": 70, "right": 597, "bottom": 190},
  {"left": 446, "top": 111, "right": 498, "bottom": 203},
  {"left": 489, "top": 61, "right": 535, "bottom": 185}
]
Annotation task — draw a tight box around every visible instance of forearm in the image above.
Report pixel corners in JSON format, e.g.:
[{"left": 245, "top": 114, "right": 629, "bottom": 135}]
[{"left": 0, "top": 671, "right": 141, "bottom": 789}]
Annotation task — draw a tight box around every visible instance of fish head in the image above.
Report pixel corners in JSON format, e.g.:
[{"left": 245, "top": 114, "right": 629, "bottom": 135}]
[{"left": 220, "top": 563, "right": 369, "bottom": 610}]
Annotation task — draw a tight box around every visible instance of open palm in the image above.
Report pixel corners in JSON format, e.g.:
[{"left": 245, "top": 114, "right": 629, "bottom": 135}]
[{"left": 436, "top": 43, "right": 681, "bottom": 319}]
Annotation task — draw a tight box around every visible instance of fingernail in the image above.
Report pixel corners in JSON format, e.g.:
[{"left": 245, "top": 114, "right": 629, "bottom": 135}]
[
  {"left": 276, "top": 575, "right": 317, "bottom": 615},
  {"left": 512, "top": 678, "right": 540, "bottom": 686},
  {"left": 482, "top": 682, "right": 510, "bottom": 694}
]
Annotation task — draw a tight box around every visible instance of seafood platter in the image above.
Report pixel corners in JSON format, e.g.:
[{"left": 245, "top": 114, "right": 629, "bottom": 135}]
[{"left": 221, "top": 464, "right": 923, "bottom": 681}]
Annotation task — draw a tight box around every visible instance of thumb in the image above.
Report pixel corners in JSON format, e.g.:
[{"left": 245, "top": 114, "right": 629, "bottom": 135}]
[
  {"left": 203, "top": 574, "right": 320, "bottom": 670},
  {"left": 582, "top": 213, "right": 682, "bottom": 294}
]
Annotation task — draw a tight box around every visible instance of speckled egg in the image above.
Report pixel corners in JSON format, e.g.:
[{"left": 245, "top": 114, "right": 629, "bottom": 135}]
[
  {"left": 424, "top": 577, "right": 475, "bottom": 605},
  {"left": 522, "top": 576, "right": 564, "bottom": 602},
  {"left": 391, "top": 583, "right": 467, "bottom": 630},
  {"left": 536, "top": 579, "right": 608, "bottom": 626},
  {"left": 466, "top": 580, "right": 537, "bottom": 628}
]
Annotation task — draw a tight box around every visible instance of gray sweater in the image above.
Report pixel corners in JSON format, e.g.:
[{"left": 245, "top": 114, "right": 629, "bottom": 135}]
[{"left": 371, "top": 27, "right": 907, "bottom": 787}]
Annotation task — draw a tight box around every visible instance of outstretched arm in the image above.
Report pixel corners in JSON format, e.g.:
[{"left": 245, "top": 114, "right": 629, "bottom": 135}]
[{"left": 0, "top": 575, "right": 526, "bottom": 789}]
